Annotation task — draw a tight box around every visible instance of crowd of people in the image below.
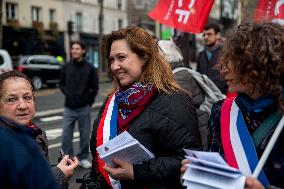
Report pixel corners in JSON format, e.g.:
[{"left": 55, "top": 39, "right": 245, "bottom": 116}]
[{"left": 0, "top": 21, "right": 283, "bottom": 189}]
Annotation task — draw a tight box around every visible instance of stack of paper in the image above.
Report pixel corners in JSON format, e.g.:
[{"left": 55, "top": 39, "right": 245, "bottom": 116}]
[
  {"left": 96, "top": 131, "right": 154, "bottom": 167},
  {"left": 182, "top": 149, "right": 246, "bottom": 189}
]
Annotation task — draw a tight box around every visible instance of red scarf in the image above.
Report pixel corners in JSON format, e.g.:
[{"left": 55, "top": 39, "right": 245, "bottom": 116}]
[{"left": 116, "top": 82, "right": 157, "bottom": 132}]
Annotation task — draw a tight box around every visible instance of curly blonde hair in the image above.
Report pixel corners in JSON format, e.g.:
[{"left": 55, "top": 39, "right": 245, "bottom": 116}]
[
  {"left": 220, "top": 22, "right": 284, "bottom": 111},
  {"left": 102, "top": 26, "right": 184, "bottom": 94}
]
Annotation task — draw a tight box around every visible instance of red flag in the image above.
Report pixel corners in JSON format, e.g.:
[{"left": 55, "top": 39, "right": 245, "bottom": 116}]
[
  {"left": 148, "top": 0, "right": 214, "bottom": 34},
  {"left": 255, "top": 0, "right": 284, "bottom": 25}
]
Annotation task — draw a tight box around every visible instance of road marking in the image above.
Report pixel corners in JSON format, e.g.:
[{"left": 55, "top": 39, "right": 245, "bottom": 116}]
[
  {"left": 48, "top": 138, "right": 80, "bottom": 149},
  {"left": 40, "top": 116, "right": 63, "bottom": 122},
  {"left": 35, "top": 102, "right": 103, "bottom": 118},
  {"left": 35, "top": 88, "right": 59, "bottom": 97},
  {"left": 45, "top": 128, "right": 79, "bottom": 140},
  {"left": 46, "top": 128, "right": 62, "bottom": 140}
]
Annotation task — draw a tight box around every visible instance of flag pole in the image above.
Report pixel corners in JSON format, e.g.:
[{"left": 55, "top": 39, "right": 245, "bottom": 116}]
[{"left": 253, "top": 115, "right": 284, "bottom": 178}]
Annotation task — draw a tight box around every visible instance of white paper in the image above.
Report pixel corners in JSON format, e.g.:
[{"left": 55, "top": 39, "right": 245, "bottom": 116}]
[
  {"left": 182, "top": 149, "right": 246, "bottom": 189},
  {"left": 96, "top": 131, "right": 154, "bottom": 167}
]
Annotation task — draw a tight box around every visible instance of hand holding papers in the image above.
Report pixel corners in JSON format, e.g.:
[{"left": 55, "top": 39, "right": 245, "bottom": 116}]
[
  {"left": 96, "top": 131, "right": 154, "bottom": 167},
  {"left": 182, "top": 149, "right": 246, "bottom": 189}
]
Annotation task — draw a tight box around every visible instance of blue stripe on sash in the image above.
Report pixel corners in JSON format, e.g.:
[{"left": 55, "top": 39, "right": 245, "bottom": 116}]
[
  {"left": 109, "top": 97, "right": 118, "bottom": 140},
  {"left": 236, "top": 110, "right": 269, "bottom": 185}
]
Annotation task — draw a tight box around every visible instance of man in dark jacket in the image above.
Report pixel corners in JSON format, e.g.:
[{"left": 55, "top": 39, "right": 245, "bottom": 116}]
[
  {"left": 197, "top": 22, "right": 227, "bottom": 94},
  {"left": 0, "top": 116, "right": 59, "bottom": 189},
  {"left": 60, "top": 41, "right": 99, "bottom": 169}
]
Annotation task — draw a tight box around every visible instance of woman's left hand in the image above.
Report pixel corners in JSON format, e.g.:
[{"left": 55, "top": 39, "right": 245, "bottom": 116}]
[{"left": 104, "top": 158, "right": 134, "bottom": 180}]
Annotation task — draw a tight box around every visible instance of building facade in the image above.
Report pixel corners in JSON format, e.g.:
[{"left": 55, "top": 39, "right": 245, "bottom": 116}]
[
  {"left": 127, "top": 0, "right": 157, "bottom": 35},
  {"left": 63, "top": 0, "right": 128, "bottom": 68},
  {"left": 3, "top": 0, "right": 65, "bottom": 58},
  {"left": 2, "top": 0, "right": 128, "bottom": 70}
]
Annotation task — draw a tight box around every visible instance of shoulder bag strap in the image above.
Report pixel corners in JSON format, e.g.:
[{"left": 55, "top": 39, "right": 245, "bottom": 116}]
[{"left": 252, "top": 111, "right": 282, "bottom": 149}]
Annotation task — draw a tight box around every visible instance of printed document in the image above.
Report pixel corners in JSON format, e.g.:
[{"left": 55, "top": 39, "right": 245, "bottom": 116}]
[
  {"left": 182, "top": 149, "right": 246, "bottom": 189},
  {"left": 96, "top": 131, "right": 154, "bottom": 167}
]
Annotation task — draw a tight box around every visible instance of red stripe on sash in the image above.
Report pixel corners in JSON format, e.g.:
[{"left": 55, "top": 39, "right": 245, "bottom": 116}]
[
  {"left": 221, "top": 97, "right": 238, "bottom": 168},
  {"left": 96, "top": 95, "right": 114, "bottom": 187}
]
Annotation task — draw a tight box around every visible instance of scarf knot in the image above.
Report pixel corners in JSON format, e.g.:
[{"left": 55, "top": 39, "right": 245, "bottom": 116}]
[{"left": 116, "top": 82, "right": 157, "bottom": 131}]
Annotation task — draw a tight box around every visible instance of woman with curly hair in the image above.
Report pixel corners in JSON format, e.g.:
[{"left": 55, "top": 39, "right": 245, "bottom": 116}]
[
  {"left": 182, "top": 22, "right": 284, "bottom": 189},
  {"left": 87, "top": 26, "right": 201, "bottom": 189}
]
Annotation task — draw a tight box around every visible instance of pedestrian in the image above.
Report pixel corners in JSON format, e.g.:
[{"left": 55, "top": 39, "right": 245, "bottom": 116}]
[
  {"left": 157, "top": 39, "right": 208, "bottom": 150},
  {"left": 60, "top": 41, "right": 99, "bottom": 169},
  {"left": 182, "top": 22, "right": 284, "bottom": 188},
  {"left": 86, "top": 26, "right": 201, "bottom": 189},
  {"left": 196, "top": 22, "right": 228, "bottom": 94},
  {"left": 0, "top": 70, "right": 79, "bottom": 189}
]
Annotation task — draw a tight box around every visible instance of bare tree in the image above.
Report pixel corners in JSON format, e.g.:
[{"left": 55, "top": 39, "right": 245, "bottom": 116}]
[{"left": 240, "top": 0, "right": 258, "bottom": 23}]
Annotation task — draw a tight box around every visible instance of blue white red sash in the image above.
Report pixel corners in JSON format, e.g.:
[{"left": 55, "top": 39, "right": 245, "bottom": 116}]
[
  {"left": 221, "top": 97, "right": 269, "bottom": 185},
  {"left": 96, "top": 93, "right": 121, "bottom": 189}
]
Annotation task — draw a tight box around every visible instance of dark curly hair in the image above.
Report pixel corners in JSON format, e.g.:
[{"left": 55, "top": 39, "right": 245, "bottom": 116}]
[
  {"left": 0, "top": 71, "right": 34, "bottom": 100},
  {"left": 220, "top": 22, "right": 284, "bottom": 111}
]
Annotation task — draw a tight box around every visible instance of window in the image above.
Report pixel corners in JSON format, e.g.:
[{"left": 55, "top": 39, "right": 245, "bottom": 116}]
[
  {"left": 75, "top": 12, "right": 82, "bottom": 32},
  {"left": 30, "top": 59, "right": 49, "bottom": 65},
  {"left": 49, "top": 9, "right": 56, "bottom": 23},
  {"left": 6, "top": 3, "right": 18, "bottom": 21},
  {"left": 118, "top": 19, "right": 123, "bottom": 29},
  {"left": 104, "top": 17, "right": 109, "bottom": 33},
  {"left": 134, "top": 0, "right": 144, "bottom": 9},
  {"left": 117, "top": 0, "right": 122, "bottom": 10},
  {"left": 31, "top": 6, "right": 42, "bottom": 21}
]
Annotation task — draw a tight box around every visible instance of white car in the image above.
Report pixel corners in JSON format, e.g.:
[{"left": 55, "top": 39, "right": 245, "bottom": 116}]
[{"left": 0, "top": 49, "right": 13, "bottom": 74}]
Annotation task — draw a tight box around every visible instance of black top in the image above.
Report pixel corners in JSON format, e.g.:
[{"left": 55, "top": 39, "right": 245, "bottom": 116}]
[
  {"left": 90, "top": 92, "right": 202, "bottom": 189},
  {"left": 197, "top": 45, "right": 228, "bottom": 94},
  {"left": 60, "top": 60, "right": 99, "bottom": 108}
]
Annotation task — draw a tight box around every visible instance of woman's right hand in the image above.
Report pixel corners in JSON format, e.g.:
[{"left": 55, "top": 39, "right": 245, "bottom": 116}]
[
  {"left": 180, "top": 159, "right": 190, "bottom": 183},
  {"left": 57, "top": 155, "right": 79, "bottom": 177},
  {"left": 244, "top": 177, "right": 265, "bottom": 189}
]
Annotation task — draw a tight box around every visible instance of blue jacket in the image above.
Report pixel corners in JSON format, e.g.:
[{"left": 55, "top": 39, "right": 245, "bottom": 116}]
[{"left": 0, "top": 117, "right": 58, "bottom": 189}]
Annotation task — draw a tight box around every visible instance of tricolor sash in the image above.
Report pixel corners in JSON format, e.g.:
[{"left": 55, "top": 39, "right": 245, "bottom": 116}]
[
  {"left": 96, "top": 93, "right": 121, "bottom": 189},
  {"left": 221, "top": 97, "right": 269, "bottom": 185}
]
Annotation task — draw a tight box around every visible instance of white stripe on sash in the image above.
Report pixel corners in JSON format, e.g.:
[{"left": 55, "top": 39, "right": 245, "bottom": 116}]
[
  {"left": 103, "top": 95, "right": 115, "bottom": 144},
  {"left": 101, "top": 95, "right": 121, "bottom": 189},
  {"left": 230, "top": 101, "right": 252, "bottom": 176}
]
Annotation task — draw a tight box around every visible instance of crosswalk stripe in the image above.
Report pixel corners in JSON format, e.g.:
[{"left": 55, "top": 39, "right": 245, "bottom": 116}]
[
  {"left": 48, "top": 138, "right": 80, "bottom": 149},
  {"left": 40, "top": 116, "right": 63, "bottom": 122}
]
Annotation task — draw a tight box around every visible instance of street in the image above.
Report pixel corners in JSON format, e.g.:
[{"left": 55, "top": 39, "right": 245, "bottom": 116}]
[{"left": 33, "top": 81, "right": 112, "bottom": 188}]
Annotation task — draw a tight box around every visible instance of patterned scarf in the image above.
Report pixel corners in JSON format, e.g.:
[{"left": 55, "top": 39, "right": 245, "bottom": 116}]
[{"left": 116, "top": 82, "right": 157, "bottom": 132}]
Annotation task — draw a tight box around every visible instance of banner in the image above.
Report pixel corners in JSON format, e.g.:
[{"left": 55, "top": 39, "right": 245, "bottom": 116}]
[
  {"left": 148, "top": 0, "right": 214, "bottom": 34},
  {"left": 255, "top": 0, "right": 284, "bottom": 25}
]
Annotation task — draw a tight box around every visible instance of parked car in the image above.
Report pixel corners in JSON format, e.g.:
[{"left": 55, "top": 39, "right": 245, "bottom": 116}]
[
  {"left": 0, "top": 49, "right": 13, "bottom": 74},
  {"left": 13, "top": 55, "right": 62, "bottom": 90}
]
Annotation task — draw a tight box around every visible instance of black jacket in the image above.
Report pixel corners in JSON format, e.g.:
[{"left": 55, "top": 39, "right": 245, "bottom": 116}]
[
  {"left": 197, "top": 45, "right": 227, "bottom": 94},
  {"left": 90, "top": 92, "right": 202, "bottom": 189},
  {"left": 60, "top": 60, "right": 99, "bottom": 109}
]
